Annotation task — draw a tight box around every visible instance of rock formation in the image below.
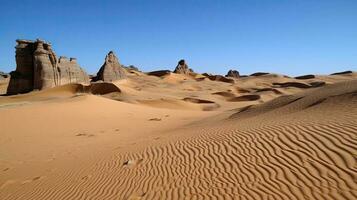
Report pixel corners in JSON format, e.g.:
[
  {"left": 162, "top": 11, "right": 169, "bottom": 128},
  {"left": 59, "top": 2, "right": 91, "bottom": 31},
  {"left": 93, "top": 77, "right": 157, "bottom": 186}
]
[
  {"left": 57, "top": 57, "right": 89, "bottom": 84},
  {"left": 92, "top": 51, "right": 126, "bottom": 82},
  {"left": 226, "top": 70, "right": 240, "bottom": 78},
  {"left": 7, "top": 39, "right": 89, "bottom": 95},
  {"left": 0, "top": 71, "right": 10, "bottom": 95},
  {"left": 250, "top": 72, "right": 270, "bottom": 76},
  {"left": 295, "top": 74, "right": 315, "bottom": 80},
  {"left": 202, "top": 73, "right": 235, "bottom": 84},
  {"left": 147, "top": 70, "right": 171, "bottom": 77},
  {"left": 173, "top": 59, "right": 192, "bottom": 75},
  {"left": 330, "top": 71, "right": 353, "bottom": 75},
  {"left": 272, "top": 82, "right": 311, "bottom": 88}
]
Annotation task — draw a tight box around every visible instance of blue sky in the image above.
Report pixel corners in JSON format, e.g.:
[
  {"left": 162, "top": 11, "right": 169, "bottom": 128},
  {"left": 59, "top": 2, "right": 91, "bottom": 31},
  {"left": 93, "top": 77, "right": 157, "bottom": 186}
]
[{"left": 1, "top": 0, "right": 356, "bottom": 76}]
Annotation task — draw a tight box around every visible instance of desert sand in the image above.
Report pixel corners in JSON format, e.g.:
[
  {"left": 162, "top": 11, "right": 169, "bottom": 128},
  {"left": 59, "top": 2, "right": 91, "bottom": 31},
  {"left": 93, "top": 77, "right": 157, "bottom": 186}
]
[{"left": 0, "top": 71, "right": 356, "bottom": 199}]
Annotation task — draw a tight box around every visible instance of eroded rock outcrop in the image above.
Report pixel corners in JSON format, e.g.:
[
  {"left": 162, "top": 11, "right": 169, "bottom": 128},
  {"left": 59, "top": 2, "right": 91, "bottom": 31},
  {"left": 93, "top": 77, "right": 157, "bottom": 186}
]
[
  {"left": 226, "top": 70, "right": 240, "bottom": 78},
  {"left": 174, "top": 59, "right": 193, "bottom": 75},
  {"left": 93, "top": 51, "right": 126, "bottom": 82},
  {"left": 7, "top": 39, "right": 89, "bottom": 95},
  {"left": 57, "top": 57, "right": 89, "bottom": 84}
]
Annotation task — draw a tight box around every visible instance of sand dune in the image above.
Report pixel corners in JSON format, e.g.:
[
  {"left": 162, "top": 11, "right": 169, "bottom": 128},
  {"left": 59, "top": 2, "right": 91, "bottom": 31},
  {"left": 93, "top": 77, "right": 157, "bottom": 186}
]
[
  {"left": 0, "top": 71, "right": 356, "bottom": 199},
  {"left": 0, "top": 82, "right": 121, "bottom": 108}
]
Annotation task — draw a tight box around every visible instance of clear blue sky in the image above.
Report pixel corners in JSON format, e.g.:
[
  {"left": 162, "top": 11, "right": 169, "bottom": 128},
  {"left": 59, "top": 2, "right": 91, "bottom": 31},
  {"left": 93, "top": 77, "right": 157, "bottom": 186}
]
[{"left": 1, "top": 0, "right": 356, "bottom": 76}]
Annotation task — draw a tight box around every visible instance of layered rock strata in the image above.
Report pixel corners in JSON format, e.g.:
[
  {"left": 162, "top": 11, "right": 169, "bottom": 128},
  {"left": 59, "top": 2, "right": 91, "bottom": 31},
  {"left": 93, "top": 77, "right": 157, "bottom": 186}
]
[{"left": 7, "top": 39, "right": 89, "bottom": 94}]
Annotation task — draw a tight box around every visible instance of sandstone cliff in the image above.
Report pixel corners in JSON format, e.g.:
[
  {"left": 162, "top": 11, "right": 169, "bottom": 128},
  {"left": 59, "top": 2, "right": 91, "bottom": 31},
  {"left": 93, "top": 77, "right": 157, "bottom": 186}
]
[{"left": 7, "top": 39, "right": 89, "bottom": 95}]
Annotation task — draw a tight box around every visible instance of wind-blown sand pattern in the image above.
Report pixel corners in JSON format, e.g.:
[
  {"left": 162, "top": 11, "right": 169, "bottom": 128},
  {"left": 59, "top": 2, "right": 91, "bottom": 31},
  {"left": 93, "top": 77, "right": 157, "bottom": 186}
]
[{"left": 0, "top": 71, "right": 356, "bottom": 199}]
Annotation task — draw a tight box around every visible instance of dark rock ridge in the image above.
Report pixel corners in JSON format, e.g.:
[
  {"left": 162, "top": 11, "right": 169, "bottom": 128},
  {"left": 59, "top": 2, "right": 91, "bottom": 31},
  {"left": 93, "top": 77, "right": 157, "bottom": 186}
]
[
  {"left": 330, "top": 71, "right": 353, "bottom": 75},
  {"left": 226, "top": 70, "right": 240, "bottom": 78},
  {"left": 147, "top": 70, "right": 171, "bottom": 77},
  {"left": 92, "top": 51, "right": 126, "bottom": 82},
  {"left": 202, "top": 73, "right": 235, "bottom": 84},
  {"left": 182, "top": 97, "right": 215, "bottom": 104},
  {"left": 173, "top": 59, "right": 193, "bottom": 75},
  {"left": 273, "top": 82, "right": 311, "bottom": 88},
  {"left": 295, "top": 74, "right": 315, "bottom": 79},
  {"left": 7, "top": 39, "right": 89, "bottom": 95},
  {"left": 228, "top": 95, "right": 261, "bottom": 102},
  {"left": 250, "top": 72, "right": 270, "bottom": 76}
]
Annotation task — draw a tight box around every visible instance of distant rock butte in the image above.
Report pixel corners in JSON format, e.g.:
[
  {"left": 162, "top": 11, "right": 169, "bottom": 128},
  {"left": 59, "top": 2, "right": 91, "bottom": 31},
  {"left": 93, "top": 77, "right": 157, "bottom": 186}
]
[
  {"left": 226, "top": 70, "right": 240, "bottom": 78},
  {"left": 92, "top": 51, "right": 126, "bottom": 82},
  {"left": 7, "top": 39, "right": 89, "bottom": 95},
  {"left": 173, "top": 59, "right": 193, "bottom": 75}
]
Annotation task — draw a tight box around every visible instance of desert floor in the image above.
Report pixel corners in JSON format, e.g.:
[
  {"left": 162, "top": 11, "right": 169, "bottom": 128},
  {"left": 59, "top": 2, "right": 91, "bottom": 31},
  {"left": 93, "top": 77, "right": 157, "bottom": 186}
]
[{"left": 0, "top": 71, "right": 356, "bottom": 199}]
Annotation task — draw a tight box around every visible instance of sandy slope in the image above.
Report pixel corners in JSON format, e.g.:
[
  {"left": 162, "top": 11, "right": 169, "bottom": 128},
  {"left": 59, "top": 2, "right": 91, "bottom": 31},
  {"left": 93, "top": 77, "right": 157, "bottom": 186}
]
[{"left": 0, "top": 72, "right": 356, "bottom": 199}]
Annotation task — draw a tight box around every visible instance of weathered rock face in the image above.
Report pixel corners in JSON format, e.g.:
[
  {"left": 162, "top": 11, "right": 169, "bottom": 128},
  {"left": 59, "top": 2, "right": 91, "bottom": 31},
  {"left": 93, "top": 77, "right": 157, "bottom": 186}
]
[
  {"left": 226, "top": 70, "right": 240, "bottom": 78},
  {"left": 174, "top": 59, "right": 192, "bottom": 75},
  {"left": 33, "top": 40, "right": 58, "bottom": 90},
  {"left": 7, "top": 40, "right": 36, "bottom": 94},
  {"left": 7, "top": 39, "right": 89, "bottom": 95},
  {"left": 93, "top": 51, "right": 126, "bottom": 82},
  {"left": 57, "top": 57, "right": 89, "bottom": 85},
  {"left": 0, "top": 71, "right": 10, "bottom": 95}
]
